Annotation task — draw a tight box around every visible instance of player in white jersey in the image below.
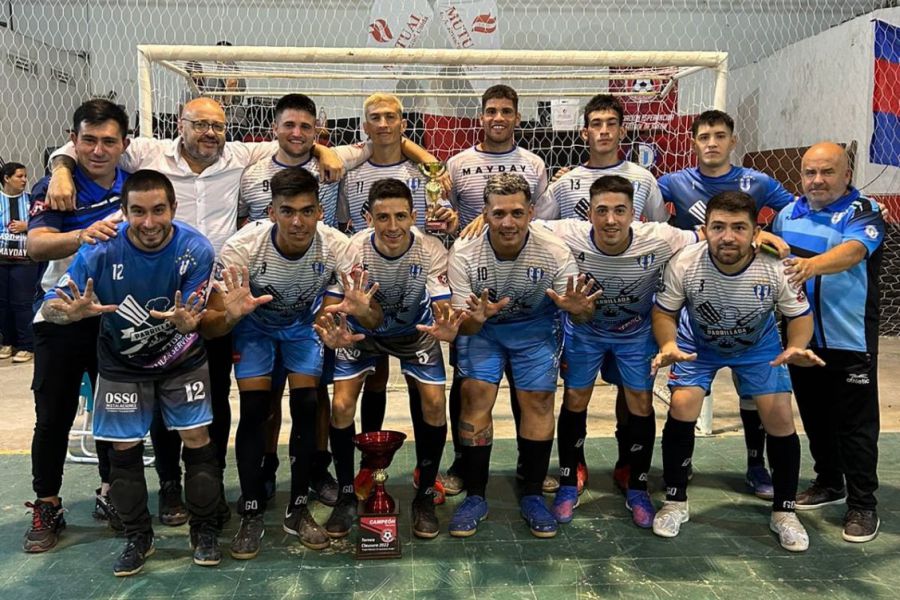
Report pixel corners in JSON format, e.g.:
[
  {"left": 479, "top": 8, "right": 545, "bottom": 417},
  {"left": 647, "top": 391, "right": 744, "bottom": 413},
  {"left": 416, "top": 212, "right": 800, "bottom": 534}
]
[
  {"left": 651, "top": 191, "right": 824, "bottom": 552},
  {"left": 447, "top": 85, "right": 551, "bottom": 229},
  {"left": 539, "top": 175, "right": 698, "bottom": 529},
  {"left": 316, "top": 178, "right": 452, "bottom": 540},
  {"left": 201, "top": 169, "right": 358, "bottom": 557},
  {"left": 442, "top": 173, "right": 590, "bottom": 540},
  {"left": 539, "top": 94, "right": 667, "bottom": 223}
]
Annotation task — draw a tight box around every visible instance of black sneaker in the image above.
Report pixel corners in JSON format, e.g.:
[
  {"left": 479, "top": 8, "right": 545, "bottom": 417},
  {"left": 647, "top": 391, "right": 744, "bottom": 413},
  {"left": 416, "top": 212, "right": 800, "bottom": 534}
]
[
  {"left": 23, "top": 500, "right": 66, "bottom": 553},
  {"left": 190, "top": 526, "right": 222, "bottom": 566},
  {"left": 311, "top": 471, "right": 340, "bottom": 507},
  {"left": 324, "top": 494, "right": 357, "bottom": 539},
  {"left": 113, "top": 533, "right": 155, "bottom": 577},
  {"left": 411, "top": 495, "right": 439, "bottom": 539},
  {"left": 230, "top": 513, "right": 265, "bottom": 560},
  {"left": 158, "top": 480, "right": 189, "bottom": 526},
  {"left": 93, "top": 488, "right": 124, "bottom": 533},
  {"left": 842, "top": 509, "right": 879, "bottom": 543},
  {"left": 283, "top": 506, "right": 331, "bottom": 550},
  {"left": 795, "top": 480, "right": 847, "bottom": 511}
]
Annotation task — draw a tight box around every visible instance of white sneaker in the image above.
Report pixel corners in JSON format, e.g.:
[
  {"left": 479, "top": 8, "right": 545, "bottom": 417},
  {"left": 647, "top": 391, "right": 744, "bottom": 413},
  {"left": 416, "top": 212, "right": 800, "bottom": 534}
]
[
  {"left": 0, "top": 345, "right": 12, "bottom": 359},
  {"left": 12, "top": 350, "right": 33, "bottom": 363},
  {"left": 770, "top": 511, "right": 809, "bottom": 552},
  {"left": 652, "top": 501, "right": 689, "bottom": 538}
]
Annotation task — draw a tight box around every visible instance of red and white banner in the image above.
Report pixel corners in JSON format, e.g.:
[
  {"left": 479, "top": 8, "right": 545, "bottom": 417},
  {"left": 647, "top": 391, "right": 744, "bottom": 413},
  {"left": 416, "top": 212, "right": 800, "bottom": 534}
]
[
  {"left": 436, "top": 0, "right": 500, "bottom": 94},
  {"left": 608, "top": 68, "right": 678, "bottom": 133},
  {"left": 365, "top": 0, "right": 433, "bottom": 50}
]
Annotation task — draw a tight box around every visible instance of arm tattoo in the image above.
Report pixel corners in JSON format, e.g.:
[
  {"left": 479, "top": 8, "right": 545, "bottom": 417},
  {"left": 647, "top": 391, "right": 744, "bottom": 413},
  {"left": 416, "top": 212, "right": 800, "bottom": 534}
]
[{"left": 40, "top": 300, "right": 73, "bottom": 325}]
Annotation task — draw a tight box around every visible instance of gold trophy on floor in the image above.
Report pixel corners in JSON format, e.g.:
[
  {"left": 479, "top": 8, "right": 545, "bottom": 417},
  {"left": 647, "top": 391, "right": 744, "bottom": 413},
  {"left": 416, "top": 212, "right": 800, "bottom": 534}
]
[{"left": 417, "top": 161, "right": 448, "bottom": 234}]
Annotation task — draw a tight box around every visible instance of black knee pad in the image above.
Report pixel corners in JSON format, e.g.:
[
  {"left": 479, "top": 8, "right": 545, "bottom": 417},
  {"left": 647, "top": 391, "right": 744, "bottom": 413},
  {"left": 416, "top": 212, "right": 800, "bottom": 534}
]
[
  {"left": 183, "top": 443, "right": 222, "bottom": 517},
  {"left": 109, "top": 444, "right": 149, "bottom": 522}
]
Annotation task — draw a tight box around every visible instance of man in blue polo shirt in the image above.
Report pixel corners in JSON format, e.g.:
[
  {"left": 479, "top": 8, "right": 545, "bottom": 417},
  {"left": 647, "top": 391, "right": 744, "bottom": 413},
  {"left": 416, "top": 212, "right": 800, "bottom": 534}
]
[
  {"left": 658, "top": 110, "right": 796, "bottom": 499},
  {"left": 772, "top": 142, "right": 885, "bottom": 543}
]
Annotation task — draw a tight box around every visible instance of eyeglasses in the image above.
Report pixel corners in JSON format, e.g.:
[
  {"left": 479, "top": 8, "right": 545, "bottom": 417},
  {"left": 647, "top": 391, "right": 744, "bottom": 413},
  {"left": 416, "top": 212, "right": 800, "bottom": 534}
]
[{"left": 182, "top": 118, "right": 226, "bottom": 134}]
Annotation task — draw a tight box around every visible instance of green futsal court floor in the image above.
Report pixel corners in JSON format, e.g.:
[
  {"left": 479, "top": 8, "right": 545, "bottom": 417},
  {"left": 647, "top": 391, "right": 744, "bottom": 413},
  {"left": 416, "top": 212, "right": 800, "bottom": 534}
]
[{"left": 1, "top": 435, "right": 897, "bottom": 599}]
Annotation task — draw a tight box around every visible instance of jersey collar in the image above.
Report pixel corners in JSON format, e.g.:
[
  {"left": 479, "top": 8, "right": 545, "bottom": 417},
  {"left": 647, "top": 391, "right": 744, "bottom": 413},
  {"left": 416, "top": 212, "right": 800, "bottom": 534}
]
[
  {"left": 791, "top": 187, "right": 860, "bottom": 219},
  {"left": 73, "top": 165, "right": 127, "bottom": 202}
]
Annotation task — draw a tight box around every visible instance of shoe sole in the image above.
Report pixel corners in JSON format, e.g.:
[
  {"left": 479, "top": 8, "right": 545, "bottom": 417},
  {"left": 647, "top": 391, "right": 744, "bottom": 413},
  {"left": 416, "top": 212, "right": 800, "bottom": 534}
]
[
  {"left": 193, "top": 557, "right": 222, "bottom": 566},
  {"left": 114, "top": 545, "right": 155, "bottom": 576},
  {"left": 23, "top": 538, "right": 59, "bottom": 553},
  {"left": 794, "top": 496, "right": 846, "bottom": 511},
  {"left": 299, "top": 537, "right": 332, "bottom": 550},
  {"left": 160, "top": 513, "right": 189, "bottom": 526},
  {"left": 325, "top": 528, "right": 351, "bottom": 539},
  {"left": 449, "top": 513, "right": 487, "bottom": 538},
  {"left": 529, "top": 527, "right": 557, "bottom": 538},
  {"left": 842, "top": 519, "right": 880, "bottom": 543},
  {"left": 769, "top": 522, "right": 809, "bottom": 552},
  {"left": 413, "top": 528, "right": 440, "bottom": 539},
  {"left": 230, "top": 547, "right": 261, "bottom": 560}
]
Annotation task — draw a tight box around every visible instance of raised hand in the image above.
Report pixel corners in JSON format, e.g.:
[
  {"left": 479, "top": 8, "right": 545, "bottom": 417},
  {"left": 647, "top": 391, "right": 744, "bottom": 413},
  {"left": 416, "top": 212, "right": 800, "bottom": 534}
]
[
  {"left": 459, "top": 214, "right": 486, "bottom": 240},
  {"left": 416, "top": 302, "right": 468, "bottom": 342},
  {"left": 51, "top": 278, "right": 118, "bottom": 322},
  {"left": 149, "top": 290, "right": 207, "bottom": 334},
  {"left": 218, "top": 265, "right": 273, "bottom": 324},
  {"left": 323, "top": 266, "right": 380, "bottom": 319},
  {"left": 313, "top": 312, "right": 364, "bottom": 349},
  {"left": 650, "top": 343, "right": 698, "bottom": 376},
  {"left": 770, "top": 346, "right": 826, "bottom": 368},
  {"left": 546, "top": 274, "right": 602, "bottom": 321},
  {"left": 465, "top": 289, "right": 510, "bottom": 324}
]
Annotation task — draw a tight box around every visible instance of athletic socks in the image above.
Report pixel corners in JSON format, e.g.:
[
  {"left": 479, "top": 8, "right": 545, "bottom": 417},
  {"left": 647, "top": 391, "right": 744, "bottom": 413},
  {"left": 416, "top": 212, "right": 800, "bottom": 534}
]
[
  {"left": 627, "top": 412, "right": 656, "bottom": 492},
  {"left": 662, "top": 415, "right": 696, "bottom": 502},
  {"left": 518, "top": 438, "right": 553, "bottom": 496},
  {"left": 460, "top": 445, "right": 492, "bottom": 498},
  {"left": 415, "top": 422, "right": 447, "bottom": 498},
  {"left": 330, "top": 422, "right": 357, "bottom": 495},
  {"left": 767, "top": 432, "right": 801, "bottom": 512},
  {"left": 360, "top": 390, "right": 387, "bottom": 433},
  {"left": 557, "top": 406, "right": 585, "bottom": 487},
  {"left": 740, "top": 407, "right": 767, "bottom": 468},
  {"left": 235, "top": 390, "right": 270, "bottom": 511},
  {"left": 288, "top": 387, "right": 318, "bottom": 509}
]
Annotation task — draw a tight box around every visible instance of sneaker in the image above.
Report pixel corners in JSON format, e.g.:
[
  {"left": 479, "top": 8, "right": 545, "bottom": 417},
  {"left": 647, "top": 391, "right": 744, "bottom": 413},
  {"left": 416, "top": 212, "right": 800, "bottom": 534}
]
[
  {"left": 11, "top": 350, "right": 33, "bottom": 363},
  {"left": 284, "top": 506, "right": 331, "bottom": 549},
  {"left": 576, "top": 462, "right": 589, "bottom": 495},
  {"left": 324, "top": 494, "right": 357, "bottom": 539},
  {"left": 0, "top": 345, "right": 13, "bottom": 359},
  {"left": 412, "top": 468, "right": 446, "bottom": 505},
  {"left": 190, "top": 526, "right": 222, "bottom": 566},
  {"left": 520, "top": 494, "right": 558, "bottom": 538},
  {"left": 795, "top": 480, "right": 846, "bottom": 511},
  {"left": 354, "top": 468, "right": 374, "bottom": 502},
  {"left": 652, "top": 501, "right": 689, "bottom": 538},
  {"left": 770, "top": 511, "right": 810, "bottom": 552},
  {"left": 613, "top": 465, "right": 630, "bottom": 494},
  {"left": 311, "top": 471, "right": 339, "bottom": 507},
  {"left": 113, "top": 533, "right": 155, "bottom": 576},
  {"left": 158, "top": 480, "right": 189, "bottom": 526},
  {"left": 23, "top": 500, "right": 66, "bottom": 553},
  {"left": 626, "top": 490, "right": 656, "bottom": 529},
  {"left": 842, "top": 509, "right": 880, "bottom": 543},
  {"left": 745, "top": 465, "right": 775, "bottom": 500},
  {"left": 448, "top": 495, "right": 488, "bottom": 537},
  {"left": 551, "top": 485, "right": 580, "bottom": 524},
  {"left": 411, "top": 495, "right": 440, "bottom": 539},
  {"left": 442, "top": 469, "right": 465, "bottom": 497},
  {"left": 542, "top": 475, "right": 560, "bottom": 494},
  {"left": 230, "top": 513, "right": 265, "bottom": 560},
  {"left": 93, "top": 488, "right": 124, "bottom": 533}
]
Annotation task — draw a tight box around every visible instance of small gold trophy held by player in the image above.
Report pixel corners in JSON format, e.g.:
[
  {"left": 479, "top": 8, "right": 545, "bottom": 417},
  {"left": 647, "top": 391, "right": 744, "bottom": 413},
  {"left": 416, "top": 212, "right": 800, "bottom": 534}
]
[{"left": 417, "top": 161, "right": 448, "bottom": 234}]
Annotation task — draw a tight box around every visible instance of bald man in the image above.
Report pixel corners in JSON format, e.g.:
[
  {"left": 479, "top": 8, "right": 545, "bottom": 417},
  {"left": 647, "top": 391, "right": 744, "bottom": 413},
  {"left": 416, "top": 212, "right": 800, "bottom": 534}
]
[{"left": 772, "top": 142, "right": 885, "bottom": 543}]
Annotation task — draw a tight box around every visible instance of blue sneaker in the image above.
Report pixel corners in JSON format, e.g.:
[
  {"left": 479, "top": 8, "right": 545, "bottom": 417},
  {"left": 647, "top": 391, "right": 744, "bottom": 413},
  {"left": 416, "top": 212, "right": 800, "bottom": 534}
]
[
  {"left": 551, "top": 485, "right": 580, "bottom": 524},
  {"left": 520, "top": 494, "right": 558, "bottom": 538},
  {"left": 625, "top": 489, "right": 656, "bottom": 529},
  {"left": 746, "top": 466, "right": 775, "bottom": 500},
  {"left": 448, "top": 496, "right": 488, "bottom": 537}
]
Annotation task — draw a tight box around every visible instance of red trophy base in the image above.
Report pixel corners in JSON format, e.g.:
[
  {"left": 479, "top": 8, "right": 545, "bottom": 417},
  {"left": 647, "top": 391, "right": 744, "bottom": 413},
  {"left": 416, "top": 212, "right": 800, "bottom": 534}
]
[
  {"left": 357, "top": 512, "right": 401, "bottom": 559},
  {"left": 353, "top": 431, "right": 406, "bottom": 560},
  {"left": 425, "top": 219, "right": 449, "bottom": 235}
]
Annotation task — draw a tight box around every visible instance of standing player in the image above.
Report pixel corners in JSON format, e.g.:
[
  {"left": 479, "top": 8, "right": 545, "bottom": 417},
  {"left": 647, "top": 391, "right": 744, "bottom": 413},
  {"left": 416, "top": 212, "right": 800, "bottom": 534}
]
[
  {"left": 23, "top": 99, "right": 130, "bottom": 552},
  {"left": 446, "top": 173, "right": 586, "bottom": 539},
  {"left": 658, "top": 110, "right": 796, "bottom": 499},
  {"left": 202, "top": 168, "right": 358, "bottom": 557},
  {"left": 542, "top": 175, "right": 699, "bottom": 528},
  {"left": 650, "top": 190, "right": 823, "bottom": 552},
  {"left": 316, "top": 178, "right": 451, "bottom": 540},
  {"left": 39, "top": 170, "right": 223, "bottom": 575}
]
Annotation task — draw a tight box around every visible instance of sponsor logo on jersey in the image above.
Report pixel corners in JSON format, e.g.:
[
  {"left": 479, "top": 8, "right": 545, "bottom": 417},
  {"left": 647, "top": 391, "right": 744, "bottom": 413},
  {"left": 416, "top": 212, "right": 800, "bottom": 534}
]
[
  {"left": 409, "top": 264, "right": 422, "bottom": 278},
  {"left": 526, "top": 266, "right": 545, "bottom": 283},
  {"left": 460, "top": 164, "right": 529, "bottom": 176},
  {"left": 636, "top": 253, "right": 656, "bottom": 270},
  {"left": 117, "top": 295, "right": 151, "bottom": 327},
  {"left": 369, "top": 19, "right": 393, "bottom": 43},
  {"left": 865, "top": 225, "right": 879, "bottom": 240},
  {"left": 472, "top": 12, "right": 497, "bottom": 34},
  {"left": 832, "top": 211, "right": 845, "bottom": 225},
  {"left": 104, "top": 391, "right": 139, "bottom": 412},
  {"left": 407, "top": 178, "right": 421, "bottom": 192},
  {"left": 753, "top": 284, "right": 772, "bottom": 302},
  {"left": 847, "top": 373, "right": 871, "bottom": 385},
  {"left": 312, "top": 261, "right": 325, "bottom": 275},
  {"left": 740, "top": 175, "right": 753, "bottom": 192},
  {"left": 688, "top": 200, "right": 707, "bottom": 224}
]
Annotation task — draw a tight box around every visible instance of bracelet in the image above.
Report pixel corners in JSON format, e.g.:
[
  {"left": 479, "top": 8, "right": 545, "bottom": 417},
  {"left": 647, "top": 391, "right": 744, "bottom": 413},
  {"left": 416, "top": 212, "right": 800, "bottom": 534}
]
[{"left": 75, "top": 229, "right": 84, "bottom": 246}]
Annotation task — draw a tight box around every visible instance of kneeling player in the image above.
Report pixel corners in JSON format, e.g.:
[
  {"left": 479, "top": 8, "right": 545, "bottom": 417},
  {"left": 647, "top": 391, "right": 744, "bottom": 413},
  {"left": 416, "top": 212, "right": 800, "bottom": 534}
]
[
  {"left": 315, "top": 178, "right": 451, "bottom": 539},
  {"left": 40, "top": 170, "right": 223, "bottom": 575},
  {"left": 201, "top": 168, "right": 358, "bottom": 557},
  {"left": 650, "top": 191, "right": 824, "bottom": 552}
]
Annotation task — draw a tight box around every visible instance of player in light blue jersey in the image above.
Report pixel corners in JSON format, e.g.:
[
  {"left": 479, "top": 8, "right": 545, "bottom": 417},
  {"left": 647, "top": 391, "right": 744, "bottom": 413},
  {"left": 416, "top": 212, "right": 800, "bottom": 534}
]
[
  {"left": 39, "top": 170, "right": 223, "bottom": 575},
  {"left": 316, "top": 178, "right": 453, "bottom": 541},
  {"left": 443, "top": 174, "right": 588, "bottom": 540},
  {"left": 658, "top": 110, "right": 797, "bottom": 498},
  {"left": 651, "top": 190, "right": 824, "bottom": 553}
]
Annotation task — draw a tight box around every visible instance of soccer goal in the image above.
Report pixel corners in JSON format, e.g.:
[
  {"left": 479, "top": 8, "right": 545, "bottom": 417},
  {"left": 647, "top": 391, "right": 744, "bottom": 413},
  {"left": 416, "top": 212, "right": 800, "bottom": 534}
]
[{"left": 136, "top": 45, "right": 727, "bottom": 177}]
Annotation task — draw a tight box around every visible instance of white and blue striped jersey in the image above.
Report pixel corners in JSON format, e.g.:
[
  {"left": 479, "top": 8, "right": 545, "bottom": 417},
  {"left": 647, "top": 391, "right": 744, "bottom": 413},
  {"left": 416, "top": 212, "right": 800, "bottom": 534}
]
[
  {"left": 448, "top": 223, "right": 578, "bottom": 325},
  {"left": 216, "top": 220, "right": 356, "bottom": 330},
  {"left": 337, "top": 228, "right": 450, "bottom": 337},
  {"left": 447, "top": 146, "right": 550, "bottom": 228},
  {"left": 239, "top": 155, "right": 341, "bottom": 227},
  {"left": 655, "top": 243, "right": 810, "bottom": 356},
  {"left": 539, "top": 162, "right": 667, "bottom": 223},
  {"left": 539, "top": 219, "right": 698, "bottom": 339},
  {"left": 337, "top": 160, "right": 428, "bottom": 233}
]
